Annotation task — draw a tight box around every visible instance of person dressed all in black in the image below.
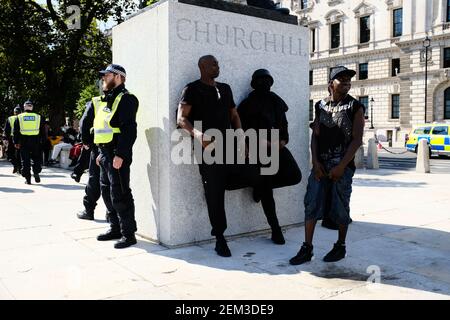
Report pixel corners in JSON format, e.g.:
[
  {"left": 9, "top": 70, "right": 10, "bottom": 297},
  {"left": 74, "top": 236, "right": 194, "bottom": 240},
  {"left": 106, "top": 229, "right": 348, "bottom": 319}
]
[
  {"left": 13, "top": 101, "right": 45, "bottom": 185},
  {"left": 94, "top": 64, "right": 139, "bottom": 249},
  {"left": 4, "top": 105, "right": 22, "bottom": 174},
  {"left": 74, "top": 99, "right": 110, "bottom": 223},
  {"left": 238, "top": 69, "right": 302, "bottom": 245},
  {"left": 177, "top": 55, "right": 253, "bottom": 258}
]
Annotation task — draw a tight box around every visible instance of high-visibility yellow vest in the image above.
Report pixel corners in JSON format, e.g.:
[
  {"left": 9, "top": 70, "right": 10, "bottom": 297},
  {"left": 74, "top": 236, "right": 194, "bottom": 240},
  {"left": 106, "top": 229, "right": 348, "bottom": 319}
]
[
  {"left": 92, "top": 93, "right": 124, "bottom": 144},
  {"left": 18, "top": 113, "right": 41, "bottom": 136},
  {"left": 8, "top": 115, "right": 17, "bottom": 136}
]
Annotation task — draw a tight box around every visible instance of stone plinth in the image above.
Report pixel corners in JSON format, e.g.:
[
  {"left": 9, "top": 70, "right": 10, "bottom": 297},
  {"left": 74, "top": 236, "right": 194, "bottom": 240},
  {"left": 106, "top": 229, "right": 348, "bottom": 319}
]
[{"left": 112, "top": 0, "right": 309, "bottom": 246}]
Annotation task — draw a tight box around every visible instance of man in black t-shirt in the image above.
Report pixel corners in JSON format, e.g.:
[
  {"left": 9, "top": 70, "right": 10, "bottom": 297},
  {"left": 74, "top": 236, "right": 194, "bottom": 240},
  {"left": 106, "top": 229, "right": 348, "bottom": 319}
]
[
  {"left": 290, "top": 66, "right": 365, "bottom": 265},
  {"left": 177, "top": 55, "right": 252, "bottom": 258}
]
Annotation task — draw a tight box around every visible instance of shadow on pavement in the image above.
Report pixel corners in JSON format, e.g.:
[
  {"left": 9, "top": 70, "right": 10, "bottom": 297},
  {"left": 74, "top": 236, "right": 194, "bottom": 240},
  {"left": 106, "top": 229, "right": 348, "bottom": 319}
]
[
  {"left": 138, "top": 221, "right": 450, "bottom": 297},
  {"left": 352, "top": 178, "right": 427, "bottom": 188},
  {"left": 34, "top": 184, "right": 85, "bottom": 190},
  {"left": 0, "top": 187, "right": 34, "bottom": 193}
]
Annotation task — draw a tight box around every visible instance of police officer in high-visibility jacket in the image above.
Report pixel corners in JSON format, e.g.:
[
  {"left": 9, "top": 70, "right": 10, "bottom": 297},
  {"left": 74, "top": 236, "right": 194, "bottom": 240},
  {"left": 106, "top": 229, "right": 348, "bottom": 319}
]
[
  {"left": 13, "top": 101, "right": 45, "bottom": 184},
  {"left": 94, "top": 64, "right": 139, "bottom": 249},
  {"left": 4, "top": 105, "right": 22, "bottom": 174}
]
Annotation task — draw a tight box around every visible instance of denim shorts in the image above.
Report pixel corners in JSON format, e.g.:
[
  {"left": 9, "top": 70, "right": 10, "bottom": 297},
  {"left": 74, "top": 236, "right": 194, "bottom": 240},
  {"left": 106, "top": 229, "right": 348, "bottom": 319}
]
[{"left": 304, "top": 167, "right": 355, "bottom": 226}]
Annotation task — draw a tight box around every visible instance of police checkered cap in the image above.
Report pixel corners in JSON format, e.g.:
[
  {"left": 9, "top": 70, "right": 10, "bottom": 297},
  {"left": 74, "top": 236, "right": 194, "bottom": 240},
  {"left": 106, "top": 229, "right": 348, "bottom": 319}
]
[{"left": 99, "top": 64, "right": 126, "bottom": 78}]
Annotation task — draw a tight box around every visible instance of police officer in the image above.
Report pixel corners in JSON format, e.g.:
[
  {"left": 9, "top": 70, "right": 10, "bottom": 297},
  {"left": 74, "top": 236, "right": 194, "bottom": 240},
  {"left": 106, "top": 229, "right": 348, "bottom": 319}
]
[
  {"left": 94, "top": 64, "right": 139, "bottom": 249},
  {"left": 13, "top": 101, "right": 44, "bottom": 184},
  {"left": 4, "top": 106, "right": 22, "bottom": 174},
  {"left": 75, "top": 95, "right": 112, "bottom": 223}
]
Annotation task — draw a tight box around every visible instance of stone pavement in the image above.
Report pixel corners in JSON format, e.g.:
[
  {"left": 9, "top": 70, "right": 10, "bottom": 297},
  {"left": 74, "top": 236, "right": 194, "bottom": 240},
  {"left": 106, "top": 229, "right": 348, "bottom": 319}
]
[{"left": 0, "top": 159, "right": 449, "bottom": 300}]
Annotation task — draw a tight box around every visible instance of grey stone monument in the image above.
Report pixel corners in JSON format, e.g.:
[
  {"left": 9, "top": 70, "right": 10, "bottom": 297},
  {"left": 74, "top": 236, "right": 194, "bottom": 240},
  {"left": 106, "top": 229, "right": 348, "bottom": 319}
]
[{"left": 112, "top": 0, "right": 309, "bottom": 246}]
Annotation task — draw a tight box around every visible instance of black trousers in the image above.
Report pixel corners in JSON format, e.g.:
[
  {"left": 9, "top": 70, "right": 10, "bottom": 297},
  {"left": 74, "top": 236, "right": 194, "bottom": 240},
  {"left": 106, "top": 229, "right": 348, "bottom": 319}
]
[
  {"left": 6, "top": 137, "right": 21, "bottom": 170},
  {"left": 199, "top": 163, "right": 259, "bottom": 237},
  {"left": 83, "top": 146, "right": 101, "bottom": 214},
  {"left": 258, "top": 147, "right": 302, "bottom": 229},
  {"left": 20, "top": 140, "right": 42, "bottom": 178},
  {"left": 99, "top": 147, "right": 136, "bottom": 236}
]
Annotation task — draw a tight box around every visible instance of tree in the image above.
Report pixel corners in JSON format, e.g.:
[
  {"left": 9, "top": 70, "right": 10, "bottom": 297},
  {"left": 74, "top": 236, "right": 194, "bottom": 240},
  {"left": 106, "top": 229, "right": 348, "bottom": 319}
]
[{"left": 0, "top": 0, "right": 137, "bottom": 130}]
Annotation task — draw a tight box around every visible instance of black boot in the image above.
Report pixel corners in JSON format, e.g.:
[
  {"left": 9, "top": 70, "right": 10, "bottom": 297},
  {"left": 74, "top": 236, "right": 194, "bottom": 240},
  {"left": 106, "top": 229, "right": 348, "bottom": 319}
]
[
  {"left": 24, "top": 176, "right": 31, "bottom": 185},
  {"left": 34, "top": 173, "right": 40, "bottom": 183},
  {"left": 71, "top": 172, "right": 81, "bottom": 183},
  {"left": 215, "top": 236, "right": 231, "bottom": 257},
  {"left": 97, "top": 229, "right": 122, "bottom": 241},
  {"left": 77, "top": 210, "right": 94, "bottom": 220},
  {"left": 271, "top": 227, "right": 285, "bottom": 245},
  {"left": 114, "top": 235, "right": 137, "bottom": 249}
]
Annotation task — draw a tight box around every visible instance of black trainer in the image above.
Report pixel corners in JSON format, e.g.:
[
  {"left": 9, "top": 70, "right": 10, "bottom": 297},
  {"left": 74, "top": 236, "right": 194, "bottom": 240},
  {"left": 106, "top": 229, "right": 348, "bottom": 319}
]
[
  {"left": 215, "top": 238, "right": 231, "bottom": 257},
  {"left": 71, "top": 172, "right": 81, "bottom": 183},
  {"left": 97, "top": 229, "right": 122, "bottom": 241},
  {"left": 289, "top": 242, "right": 314, "bottom": 265},
  {"left": 271, "top": 227, "right": 285, "bottom": 245},
  {"left": 77, "top": 210, "right": 94, "bottom": 220},
  {"left": 114, "top": 235, "right": 137, "bottom": 249},
  {"left": 34, "top": 173, "right": 40, "bottom": 183},
  {"left": 323, "top": 242, "right": 346, "bottom": 262},
  {"left": 25, "top": 177, "right": 31, "bottom": 185}
]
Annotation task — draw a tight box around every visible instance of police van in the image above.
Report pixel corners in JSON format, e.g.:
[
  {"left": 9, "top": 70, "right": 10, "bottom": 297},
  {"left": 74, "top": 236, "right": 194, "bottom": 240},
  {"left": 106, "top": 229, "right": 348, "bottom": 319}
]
[{"left": 405, "top": 123, "right": 450, "bottom": 157}]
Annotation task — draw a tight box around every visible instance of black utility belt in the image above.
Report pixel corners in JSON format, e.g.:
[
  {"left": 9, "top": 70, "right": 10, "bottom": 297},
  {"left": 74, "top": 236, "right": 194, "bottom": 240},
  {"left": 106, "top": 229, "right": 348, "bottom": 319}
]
[{"left": 97, "top": 143, "right": 116, "bottom": 148}]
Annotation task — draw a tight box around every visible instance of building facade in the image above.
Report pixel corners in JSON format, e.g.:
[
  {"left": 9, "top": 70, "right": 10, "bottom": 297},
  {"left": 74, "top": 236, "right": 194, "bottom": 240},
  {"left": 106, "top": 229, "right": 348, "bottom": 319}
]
[{"left": 281, "top": 0, "right": 450, "bottom": 146}]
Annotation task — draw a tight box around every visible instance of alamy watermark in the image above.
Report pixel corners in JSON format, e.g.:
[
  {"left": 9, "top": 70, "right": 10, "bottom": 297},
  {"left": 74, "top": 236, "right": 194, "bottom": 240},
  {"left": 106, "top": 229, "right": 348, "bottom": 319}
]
[
  {"left": 65, "top": 5, "right": 81, "bottom": 30},
  {"left": 171, "top": 122, "right": 281, "bottom": 175}
]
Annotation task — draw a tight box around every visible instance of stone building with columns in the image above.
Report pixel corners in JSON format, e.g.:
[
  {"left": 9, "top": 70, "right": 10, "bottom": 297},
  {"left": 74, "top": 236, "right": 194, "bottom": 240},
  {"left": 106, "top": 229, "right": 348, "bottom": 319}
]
[{"left": 280, "top": 0, "right": 450, "bottom": 146}]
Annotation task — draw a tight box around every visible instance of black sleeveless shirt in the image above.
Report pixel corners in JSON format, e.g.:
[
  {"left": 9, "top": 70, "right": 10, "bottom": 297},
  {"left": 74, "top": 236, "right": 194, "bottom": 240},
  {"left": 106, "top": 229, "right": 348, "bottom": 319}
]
[{"left": 313, "top": 94, "right": 364, "bottom": 171}]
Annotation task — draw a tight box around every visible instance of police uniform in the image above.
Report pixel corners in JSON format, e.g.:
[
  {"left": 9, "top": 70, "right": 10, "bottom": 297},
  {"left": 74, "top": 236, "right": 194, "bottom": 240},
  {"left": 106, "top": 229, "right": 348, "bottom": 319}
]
[
  {"left": 93, "top": 66, "right": 139, "bottom": 249},
  {"left": 13, "top": 106, "right": 44, "bottom": 184},
  {"left": 4, "top": 109, "right": 22, "bottom": 173},
  {"left": 75, "top": 101, "right": 103, "bottom": 220}
]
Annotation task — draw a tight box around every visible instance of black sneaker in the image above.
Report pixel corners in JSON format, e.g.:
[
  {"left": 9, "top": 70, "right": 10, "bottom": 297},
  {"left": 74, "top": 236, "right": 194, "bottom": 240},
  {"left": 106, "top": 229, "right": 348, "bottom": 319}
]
[
  {"left": 114, "top": 235, "right": 137, "bottom": 249},
  {"left": 323, "top": 243, "right": 346, "bottom": 262},
  {"left": 271, "top": 227, "right": 285, "bottom": 245},
  {"left": 71, "top": 173, "right": 81, "bottom": 183},
  {"left": 34, "top": 173, "right": 40, "bottom": 183},
  {"left": 97, "top": 229, "right": 122, "bottom": 241},
  {"left": 215, "top": 238, "right": 231, "bottom": 257},
  {"left": 24, "top": 177, "right": 31, "bottom": 185},
  {"left": 77, "top": 210, "right": 94, "bottom": 220},
  {"left": 289, "top": 242, "right": 314, "bottom": 265}
]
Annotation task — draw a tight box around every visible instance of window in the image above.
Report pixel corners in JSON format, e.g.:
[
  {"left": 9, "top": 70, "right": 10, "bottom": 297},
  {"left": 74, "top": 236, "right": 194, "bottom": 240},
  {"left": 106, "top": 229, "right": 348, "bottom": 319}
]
[
  {"left": 391, "top": 94, "right": 400, "bottom": 119},
  {"left": 393, "top": 8, "right": 403, "bottom": 37},
  {"left": 432, "top": 126, "right": 448, "bottom": 135},
  {"left": 445, "top": 87, "right": 450, "bottom": 119},
  {"left": 360, "top": 16, "right": 370, "bottom": 43},
  {"left": 359, "top": 63, "right": 368, "bottom": 80},
  {"left": 309, "top": 100, "right": 314, "bottom": 121},
  {"left": 331, "top": 23, "right": 340, "bottom": 49},
  {"left": 359, "top": 96, "right": 369, "bottom": 119},
  {"left": 311, "top": 28, "right": 316, "bottom": 52},
  {"left": 444, "top": 48, "right": 450, "bottom": 68},
  {"left": 309, "top": 70, "right": 313, "bottom": 85},
  {"left": 447, "top": 0, "right": 450, "bottom": 22},
  {"left": 414, "top": 127, "right": 431, "bottom": 134},
  {"left": 301, "top": 0, "right": 308, "bottom": 9},
  {"left": 392, "top": 58, "right": 400, "bottom": 76}
]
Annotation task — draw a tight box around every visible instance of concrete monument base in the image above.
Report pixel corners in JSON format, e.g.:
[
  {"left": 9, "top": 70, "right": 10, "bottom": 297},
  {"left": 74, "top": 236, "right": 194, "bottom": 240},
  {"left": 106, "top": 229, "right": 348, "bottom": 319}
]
[{"left": 113, "top": 0, "right": 309, "bottom": 246}]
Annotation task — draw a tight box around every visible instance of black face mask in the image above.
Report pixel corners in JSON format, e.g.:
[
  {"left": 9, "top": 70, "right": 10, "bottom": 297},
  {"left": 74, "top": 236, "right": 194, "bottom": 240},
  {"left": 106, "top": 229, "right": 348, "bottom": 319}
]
[{"left": 253, "top": 77, "right": 272, "bottom": 92}]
